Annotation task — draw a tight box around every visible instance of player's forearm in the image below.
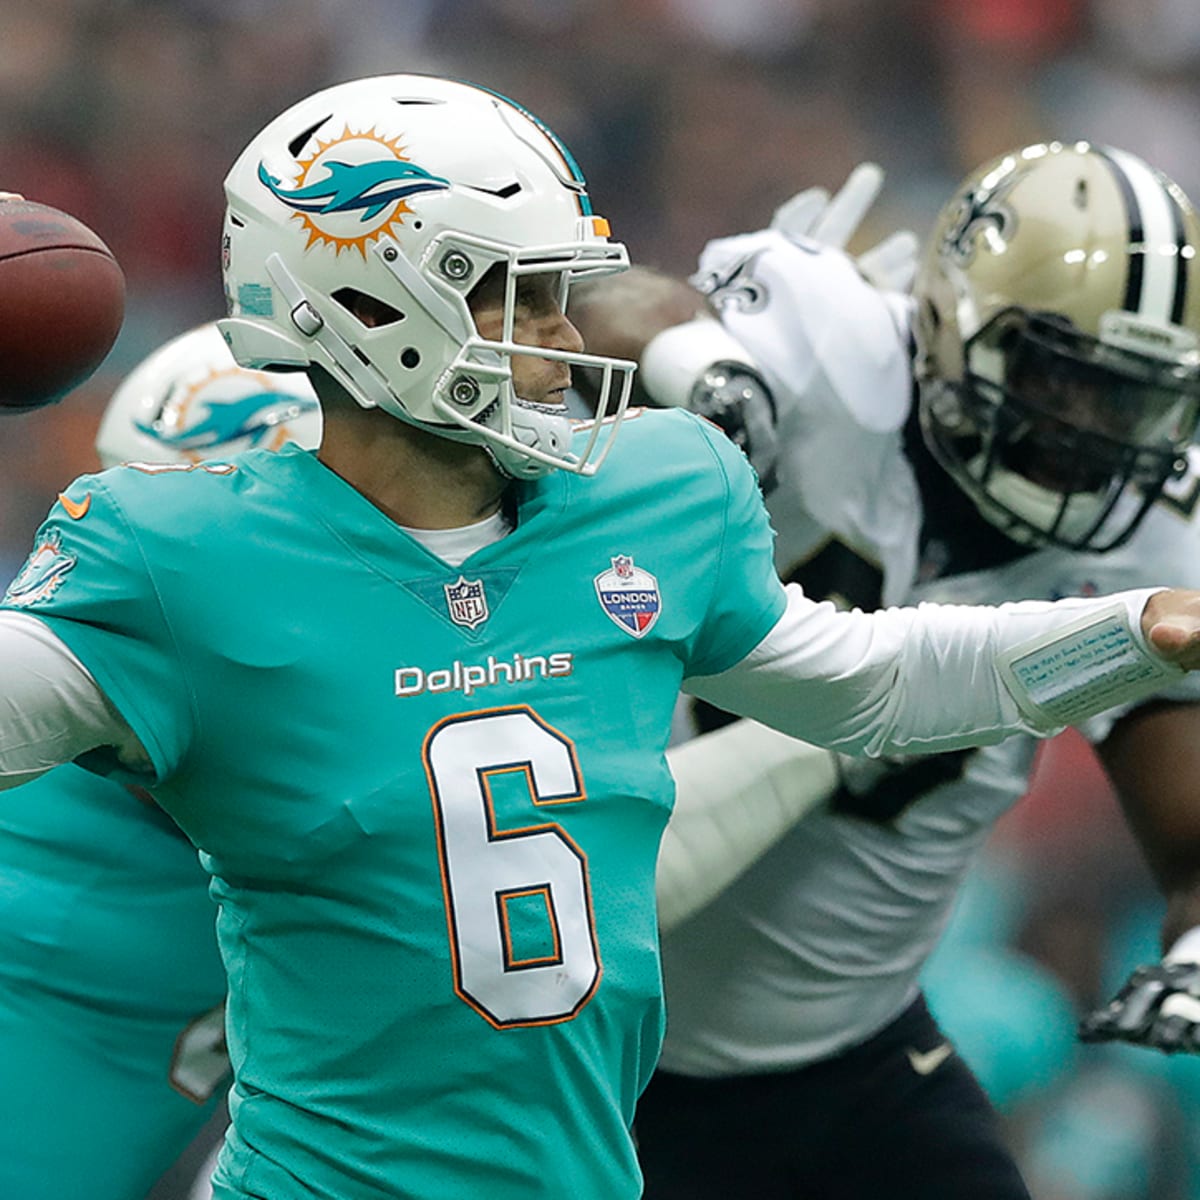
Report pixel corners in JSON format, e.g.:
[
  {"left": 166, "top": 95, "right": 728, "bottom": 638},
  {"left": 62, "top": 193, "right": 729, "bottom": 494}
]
[
  {"left": 0, "top": 611, "right": 138, "bottom": 786},
  {"left": 1097, "top": 700, "right": 1200, "bottom": 928},
  {"left": 686, "top": 585, "right": 1180, "bottom": 756}
]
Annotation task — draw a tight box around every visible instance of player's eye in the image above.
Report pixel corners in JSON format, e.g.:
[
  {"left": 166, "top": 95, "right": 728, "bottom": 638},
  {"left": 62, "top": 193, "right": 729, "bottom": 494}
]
[{"left": 515, "top": 274, "right": 562, "bottom": 314}]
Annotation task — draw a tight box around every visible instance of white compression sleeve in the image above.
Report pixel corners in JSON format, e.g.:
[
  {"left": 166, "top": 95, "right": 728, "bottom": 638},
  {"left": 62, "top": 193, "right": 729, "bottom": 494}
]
[
  {"left": 0, "top": 611, "right": 145, "bottom": 787},
  {"left": 658, "top": 720, "right": 838, "bottom": 933},
  {"left": 685, "top": 584, "right": 1179, "bottom": 756}
]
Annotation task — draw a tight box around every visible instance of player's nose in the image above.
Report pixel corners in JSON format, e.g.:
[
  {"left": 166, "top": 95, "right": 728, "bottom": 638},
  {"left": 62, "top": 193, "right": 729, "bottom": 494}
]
[{"left": 543, "top": 309, "right": 585, "bottom": 355}]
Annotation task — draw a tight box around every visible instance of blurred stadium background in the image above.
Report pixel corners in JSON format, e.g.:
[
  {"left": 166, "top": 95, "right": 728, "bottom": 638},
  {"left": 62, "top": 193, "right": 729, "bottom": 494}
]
[{"left": 2, "top": 2, "right": 1200, "bottom": 1197}]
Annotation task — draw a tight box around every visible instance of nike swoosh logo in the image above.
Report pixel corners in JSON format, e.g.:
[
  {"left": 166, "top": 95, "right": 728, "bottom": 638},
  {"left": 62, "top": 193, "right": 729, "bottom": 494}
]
[
  {"left": 906, "top": 1042, "right": 953, "bottom": 1076},
  {"left": 57, "top": 492, "right": 91, "bottom": 520}
]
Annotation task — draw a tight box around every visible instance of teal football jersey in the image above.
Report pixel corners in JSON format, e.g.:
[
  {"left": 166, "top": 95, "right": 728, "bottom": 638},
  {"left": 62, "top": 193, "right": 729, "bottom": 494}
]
[
  {"left": 3, "top": 408, "right": 784, "bottom": 1200},
  {"left": 0, "top": 766, "right": 227, "bottom": 1199}
]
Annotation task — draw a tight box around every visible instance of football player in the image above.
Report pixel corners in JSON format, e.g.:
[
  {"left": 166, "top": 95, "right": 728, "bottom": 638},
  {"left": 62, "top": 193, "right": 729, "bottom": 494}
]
[
  {"left": 573, "top": 143, "right": 1200, "bottom": 1199},
  {"left": 4, "top": 80, "right": 1200, "bottom": 1200},
  {"left": 0, "top": 322, "right": 318, "bottom": 1200}
]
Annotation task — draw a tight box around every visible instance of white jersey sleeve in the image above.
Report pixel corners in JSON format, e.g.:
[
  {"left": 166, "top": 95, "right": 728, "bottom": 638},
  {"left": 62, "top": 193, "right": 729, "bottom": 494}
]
[
  {"left": 685, "top": 583, "right": 1178, "bottom": 755},
  {"left": 0, "top": 611, "right": 145, "bottom": 787},
  {"left": 696, "top": 228, "right": 911, "bottom": 434}
]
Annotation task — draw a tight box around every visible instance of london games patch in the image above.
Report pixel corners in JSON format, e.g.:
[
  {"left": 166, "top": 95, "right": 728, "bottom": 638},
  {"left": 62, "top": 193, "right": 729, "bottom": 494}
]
[
  {"left": 4, "top": 531, "right": 77, "bottom": 607},
  {"left": 594, "top": 555, "right": 661, "bottom": 637}
]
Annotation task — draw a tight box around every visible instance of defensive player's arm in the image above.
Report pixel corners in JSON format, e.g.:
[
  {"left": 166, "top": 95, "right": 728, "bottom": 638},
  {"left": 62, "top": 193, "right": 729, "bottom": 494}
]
[
  {"left": 571, "top": 171, "right": 915, "bottom": 491},
  {"left": 1078, "top": 699, "right": 1200, "bottom": 1053},
  {"left": 0, "top": 611, "right": 147, "bottom": 788},
  {"left": 658, "top": 720, "right": 838, "bottom": 932},
  {"left": 685, "top": 584, "right": 1200, "bottom": 758}
]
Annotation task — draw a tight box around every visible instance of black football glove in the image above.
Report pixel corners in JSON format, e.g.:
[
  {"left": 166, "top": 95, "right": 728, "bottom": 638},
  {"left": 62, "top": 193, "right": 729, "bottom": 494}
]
[{"left": 1079, "top": 958, "right": 1200, "bottom": 1054}]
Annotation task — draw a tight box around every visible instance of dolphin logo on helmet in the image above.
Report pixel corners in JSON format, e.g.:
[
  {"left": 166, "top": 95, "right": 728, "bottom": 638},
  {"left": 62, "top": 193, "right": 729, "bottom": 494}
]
[
  {"left": 258, "top": 158, "right": 450, "bottom": 223},
  {"left": 136, "top": 389, "right": 319, "bottom": 451}
]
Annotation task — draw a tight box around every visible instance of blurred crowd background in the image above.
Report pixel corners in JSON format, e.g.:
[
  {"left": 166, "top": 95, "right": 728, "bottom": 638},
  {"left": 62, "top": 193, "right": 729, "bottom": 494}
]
[{"left": 3, "top": 1, "right": 1200, "bottom": 1197}]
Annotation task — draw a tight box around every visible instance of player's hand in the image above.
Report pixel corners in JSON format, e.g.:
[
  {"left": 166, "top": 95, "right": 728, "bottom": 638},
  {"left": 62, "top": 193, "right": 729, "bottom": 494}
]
[
  {"left": 770, "top": 163, "right": 919, "bottom": 292},
  {"left": 1079, "top": 958, "right": 1200, "bottom": 1054},
  {"left": 1142, "top": 588, "right": 1200, "bottom": 670}
]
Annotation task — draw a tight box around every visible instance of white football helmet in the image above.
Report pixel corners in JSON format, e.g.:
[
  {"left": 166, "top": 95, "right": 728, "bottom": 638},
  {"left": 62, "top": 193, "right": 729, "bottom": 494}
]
[
  {"left": 219, "top": 74, "right": 635, "bottom": 479},
  {"left": 914, "top": 141, "right": 1200, "bottom": 551},
  {"left": 95, "top": 323, "right": 320, "bottom": 469}
]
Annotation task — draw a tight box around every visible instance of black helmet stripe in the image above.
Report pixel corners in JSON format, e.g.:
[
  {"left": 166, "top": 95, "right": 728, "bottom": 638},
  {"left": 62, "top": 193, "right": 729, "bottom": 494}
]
[
  {"left": 1167, "top": 183, "right": 1190, "bottom": 324},
  {"left": 1097, "top": 145, "right": 1188, "bottom": 324}
]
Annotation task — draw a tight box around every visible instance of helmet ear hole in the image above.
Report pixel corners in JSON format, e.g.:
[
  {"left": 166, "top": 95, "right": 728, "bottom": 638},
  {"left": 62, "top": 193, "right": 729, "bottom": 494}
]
[
  {"left": 401, "top": 348, "right": 420, "bottom": 369},
  {"left": 331, "top": 288, "right": 405, "bottom": 328}
]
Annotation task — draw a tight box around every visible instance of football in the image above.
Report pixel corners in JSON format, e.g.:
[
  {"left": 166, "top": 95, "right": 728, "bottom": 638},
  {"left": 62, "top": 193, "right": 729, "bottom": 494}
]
[{"left": 0, "top": 198, "right": 125, "bottom": 410}]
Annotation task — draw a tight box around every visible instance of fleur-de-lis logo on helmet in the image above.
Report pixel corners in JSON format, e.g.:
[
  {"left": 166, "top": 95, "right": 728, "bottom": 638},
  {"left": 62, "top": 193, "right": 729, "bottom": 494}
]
[
  {"left": 942, "top": 168, "right": 1018, "bottom": 266},
  {"left": 692, "top": 250, "right": 769, "bottom": 314}
]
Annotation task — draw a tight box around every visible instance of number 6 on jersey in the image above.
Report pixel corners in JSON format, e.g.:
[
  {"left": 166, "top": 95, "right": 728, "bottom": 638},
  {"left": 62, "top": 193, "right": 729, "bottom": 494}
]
[{"left": 425, "top": 707, "right": 602, "bottom": 1028}]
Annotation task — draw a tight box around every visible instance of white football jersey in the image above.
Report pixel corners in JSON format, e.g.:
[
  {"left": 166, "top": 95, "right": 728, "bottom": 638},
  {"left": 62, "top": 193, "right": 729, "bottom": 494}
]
[{"left": 659, "top": 230, "right": 1200, "bottom": 1075}]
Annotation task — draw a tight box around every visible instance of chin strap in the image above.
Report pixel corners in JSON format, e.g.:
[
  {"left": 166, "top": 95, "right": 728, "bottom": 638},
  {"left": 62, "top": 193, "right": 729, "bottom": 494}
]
[{"left": 481, "top": 399, "right": 576, "bottom": 480}]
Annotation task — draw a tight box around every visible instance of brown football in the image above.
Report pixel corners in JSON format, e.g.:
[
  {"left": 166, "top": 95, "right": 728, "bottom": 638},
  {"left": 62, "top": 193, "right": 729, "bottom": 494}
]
[{"left": 0, "top": 199, "right": 125, "bottom": 410}]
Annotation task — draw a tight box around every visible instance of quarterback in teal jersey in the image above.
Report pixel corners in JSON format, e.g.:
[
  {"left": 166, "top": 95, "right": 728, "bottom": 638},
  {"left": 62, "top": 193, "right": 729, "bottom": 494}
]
[
  {"left": 6, "top": 75, "right": 1200, "bottom": 1200},
  {"left": 0, "top": 322, "right": 319, "bottom": 1200}
]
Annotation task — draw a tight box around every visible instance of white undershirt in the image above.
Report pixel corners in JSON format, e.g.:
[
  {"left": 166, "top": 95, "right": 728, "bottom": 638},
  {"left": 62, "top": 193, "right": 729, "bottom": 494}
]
[{"left": 398, "top": 509, "right": 510, "bottom": 567}]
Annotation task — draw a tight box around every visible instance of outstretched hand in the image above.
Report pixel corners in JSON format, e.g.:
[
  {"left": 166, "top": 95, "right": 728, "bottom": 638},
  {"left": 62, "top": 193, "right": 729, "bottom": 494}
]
[
  {"left": 1142, "top": 589, "right": 1200, "bottom": 671},
  {"left": 770, "top": 163, "right": 920, "bottom": 293},
  {"left": 1080, "top": 959, "right": 1200, "bottom": 1054}
]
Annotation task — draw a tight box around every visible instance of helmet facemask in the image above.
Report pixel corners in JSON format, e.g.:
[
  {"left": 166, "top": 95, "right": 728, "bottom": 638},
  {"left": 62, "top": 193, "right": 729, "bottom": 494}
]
[
  {"left": 920, "top": 307, "right": 1200, "bottom": 550},
  {"left": 420, "top": 233, "right": 635, "bottom": 479}
]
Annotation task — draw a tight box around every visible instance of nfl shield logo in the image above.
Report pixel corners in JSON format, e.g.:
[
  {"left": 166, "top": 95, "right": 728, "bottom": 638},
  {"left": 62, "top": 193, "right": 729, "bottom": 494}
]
[
  {"left": 594, "top": 555, "right": 661, "bottom": 638},
  {"left": 444, "top": 575, "right": 489, "bottom": 629}
]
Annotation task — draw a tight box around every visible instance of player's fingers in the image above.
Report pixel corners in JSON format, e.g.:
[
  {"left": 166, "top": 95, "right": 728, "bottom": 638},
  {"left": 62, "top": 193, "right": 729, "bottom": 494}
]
[
  {"left": 0, "top": 192, "right": 25, "bottom": 202},
  {"left": 1151, "top": 1013, "right": 1194, "bottom": 1053},
  {"left": 857, "top": 230, "right": 920, "bottom": 292},
  {"left": 1147, "top": 618, "right": 1200, "bottom": 668},
  {"left": 810, "top": 163, "right": 884, "bottom": 249},
  {"left": 770, "top": 187, "right": 829, "bottom": 240},
  {"left": 1077, "top": 1009, "right": 1117, "bottom": 1041},
  {"left": 1142, "top": 589, "right": 1200, "bottom": 668},
  {"left": 1158, "top": 991, "right": 1200, "bottom": 1022},
  {"left": 1117, "top": 981, "right": 1171, "bottom": 1034}
]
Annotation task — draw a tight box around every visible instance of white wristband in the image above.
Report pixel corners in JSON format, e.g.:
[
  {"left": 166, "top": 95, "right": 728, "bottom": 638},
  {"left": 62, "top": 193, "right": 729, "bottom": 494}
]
[
  {"left": 640, "top": 316, "right": 759, "bottom": 409},
  {"left": 997, "top": 595, "right": 1181, "bottom": 727}
]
